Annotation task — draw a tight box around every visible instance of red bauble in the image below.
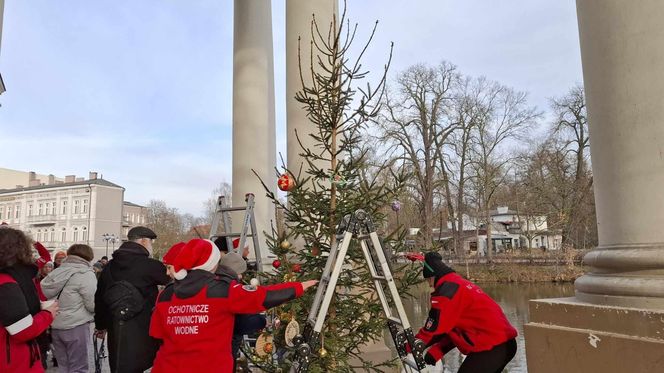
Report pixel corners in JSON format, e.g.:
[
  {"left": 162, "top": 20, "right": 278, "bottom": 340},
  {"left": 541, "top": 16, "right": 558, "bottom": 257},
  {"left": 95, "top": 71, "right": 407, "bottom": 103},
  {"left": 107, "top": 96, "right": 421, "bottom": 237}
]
[
  {"left": 278, "top": 173, "right": 296, "bottom": 192},
  {"left": 292, "top": 263, "right": 302, "bottom": 273},
  {"left": 272, "top": 259, "right": 281, "bottom": 269}
]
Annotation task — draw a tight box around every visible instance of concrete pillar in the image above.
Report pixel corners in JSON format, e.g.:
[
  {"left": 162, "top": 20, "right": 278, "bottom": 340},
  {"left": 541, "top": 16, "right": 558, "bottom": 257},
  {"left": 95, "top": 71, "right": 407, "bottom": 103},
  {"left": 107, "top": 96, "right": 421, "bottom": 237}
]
[
  {"left": 285, "top": 0, "right": 337, "bottom": 174},
  {"left": 525, "top": 2, "right": 664, "bottom": 371},
  {"left": 0, "top": 0, "right": 5, "bottom": 94},
  {"left": 232, "top": 0, "right": 275, "bottom": 262},
  {"left": 573, "top": 0, "right": 664, "bottom": 309}
]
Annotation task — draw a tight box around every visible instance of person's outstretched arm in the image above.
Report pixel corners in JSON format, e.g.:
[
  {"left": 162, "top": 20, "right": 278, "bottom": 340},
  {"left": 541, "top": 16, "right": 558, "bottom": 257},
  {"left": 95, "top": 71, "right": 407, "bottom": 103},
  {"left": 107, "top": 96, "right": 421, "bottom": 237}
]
[{"left": 227, "top": 280, "right": 317, "bottom": 314}]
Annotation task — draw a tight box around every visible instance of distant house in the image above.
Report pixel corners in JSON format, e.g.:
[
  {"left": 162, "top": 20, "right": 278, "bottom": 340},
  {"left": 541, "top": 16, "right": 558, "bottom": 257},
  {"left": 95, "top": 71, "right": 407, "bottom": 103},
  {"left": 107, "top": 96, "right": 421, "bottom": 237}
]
[{"left": 417, "top": 206, "right": 562, "bottom": 255}]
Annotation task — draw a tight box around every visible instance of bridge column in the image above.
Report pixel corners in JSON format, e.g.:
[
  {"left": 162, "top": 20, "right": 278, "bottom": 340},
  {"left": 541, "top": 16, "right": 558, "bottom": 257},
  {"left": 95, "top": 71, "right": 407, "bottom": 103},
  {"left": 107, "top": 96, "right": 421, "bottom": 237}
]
[
  {"left": 232, "top": 0, "right": 275, "bottom": 264},
  {"left": 285, "top": 0, "right": 336, "bottom": 174},
  {"left": 525, "top": 1, "right": 664, "bottom": 371}
]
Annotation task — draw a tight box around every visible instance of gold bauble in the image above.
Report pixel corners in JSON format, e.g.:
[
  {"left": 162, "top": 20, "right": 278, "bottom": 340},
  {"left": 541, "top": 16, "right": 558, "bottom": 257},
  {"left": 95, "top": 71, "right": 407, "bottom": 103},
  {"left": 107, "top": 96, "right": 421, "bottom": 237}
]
[
  {"left": 280, "top": 240, "right": 291, "bottom": 250},
  {"left": 319, "top": 348, "right": 328, "bottom": 358},
  {"left": 280, "top": 312, "right": 291, "bottom": 321}
]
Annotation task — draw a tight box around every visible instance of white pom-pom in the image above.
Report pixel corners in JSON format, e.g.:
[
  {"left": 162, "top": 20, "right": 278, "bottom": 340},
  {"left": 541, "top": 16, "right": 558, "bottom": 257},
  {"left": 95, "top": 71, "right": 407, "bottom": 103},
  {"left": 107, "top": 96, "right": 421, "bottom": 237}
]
[
  {"left": 250, "top": 278, "right": 259, "bottom": 287},
  {"left": 174, "top": 269, "right": 188, "bottom": 281}
]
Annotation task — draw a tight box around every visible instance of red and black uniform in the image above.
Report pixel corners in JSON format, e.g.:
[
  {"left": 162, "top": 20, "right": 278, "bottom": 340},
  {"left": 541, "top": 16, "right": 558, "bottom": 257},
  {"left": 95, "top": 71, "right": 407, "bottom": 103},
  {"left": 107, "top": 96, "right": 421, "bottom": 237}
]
[
  {"left": 416, "top": 271, "right": 518, "bottom": 371},
  {"left": 0, "top": 270, "right": 54, "bottom": 373},
  {"left": 150, "top": 268, "right": 304, "bottom": 373}
]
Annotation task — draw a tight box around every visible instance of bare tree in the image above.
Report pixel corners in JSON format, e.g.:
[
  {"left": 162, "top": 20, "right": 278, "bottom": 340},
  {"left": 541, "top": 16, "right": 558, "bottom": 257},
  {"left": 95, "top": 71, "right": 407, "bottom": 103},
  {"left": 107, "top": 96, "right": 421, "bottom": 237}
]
[
  {"left": 202, "top": 181, "right": 232, "bottom": 225},
  {"left": 549, "top": 85, "right": 592, "bottom": 247},
  {"left": 145, "top": 200, "right": 185, "bottom": 258},
  {"left": 378, "top": 61, "right": 459, "bottom": 250},
  {"left": 468, "top": 78, "right": 541, "bottom": 259}
]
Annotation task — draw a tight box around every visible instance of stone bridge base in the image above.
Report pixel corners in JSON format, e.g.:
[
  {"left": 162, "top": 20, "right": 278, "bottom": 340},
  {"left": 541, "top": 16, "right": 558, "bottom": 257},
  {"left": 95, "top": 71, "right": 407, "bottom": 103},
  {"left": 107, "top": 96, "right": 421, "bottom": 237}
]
[{"left": 525, "top": 297, "right": 664, "bottom": 373}]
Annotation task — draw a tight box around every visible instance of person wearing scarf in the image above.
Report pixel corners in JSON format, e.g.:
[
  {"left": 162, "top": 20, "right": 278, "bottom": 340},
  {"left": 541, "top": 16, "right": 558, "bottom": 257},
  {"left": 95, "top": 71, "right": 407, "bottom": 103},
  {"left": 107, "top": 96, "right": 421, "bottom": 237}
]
[{"left": 0, "top": 228, "right": 59, "bottom": 372}]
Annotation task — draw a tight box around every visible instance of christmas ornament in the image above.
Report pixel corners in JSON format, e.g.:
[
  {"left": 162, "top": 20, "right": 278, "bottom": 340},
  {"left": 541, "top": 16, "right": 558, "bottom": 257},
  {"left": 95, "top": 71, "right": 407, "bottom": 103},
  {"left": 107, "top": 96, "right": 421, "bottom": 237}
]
[
  {"left": 285, "top": 319, "right": 301, "bottom": 347},
  {"left": 284, "top": 273, "right": 297, "bottom": 282},
  {"left": 319, "top": 347, "right": 328, "bottom": 358},
  {"left": 277, "top": 173, "right": 296, "bottom": 192},
  {"left": 280, "top": 312, "right": 291, "bottom": 321},
  {"left": 250, "top": 278, "right": 259, "bottom": 287},
  {"left": 292, "top": 263, "right": 302, "bottom": 273},
  {"left": 391, "top": 200, "right": 401, "bottom": 212},
  {"left": 272, "top": 259, "right": 281, "bottom": 269},
  {"left": 273, "top": 318, "right": 281, "bottom": 329},
  {"left": 255, "top": 334, "right": 274, "bottom": 358},
  {"left": 280, "top": 240, "right": 291, "bottom": 250},
  {"left": 311, "top": 246, "right": 321, "bottom": 256}
]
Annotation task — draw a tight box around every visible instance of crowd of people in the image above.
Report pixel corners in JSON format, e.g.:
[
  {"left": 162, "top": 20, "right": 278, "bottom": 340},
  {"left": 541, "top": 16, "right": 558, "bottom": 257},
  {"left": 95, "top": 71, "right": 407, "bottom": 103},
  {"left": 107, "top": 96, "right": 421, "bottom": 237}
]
[
  {"left": 0, "top": 225, "right": 316, "bottom": 373},
  {"left": 0, "top": 223, "right": 517, "bottom": 373}
]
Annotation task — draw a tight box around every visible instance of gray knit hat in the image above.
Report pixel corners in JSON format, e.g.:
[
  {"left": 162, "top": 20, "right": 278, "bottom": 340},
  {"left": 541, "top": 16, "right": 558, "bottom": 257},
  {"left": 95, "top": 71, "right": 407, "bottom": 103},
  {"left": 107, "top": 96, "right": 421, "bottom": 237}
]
[{"left": 219, "top": 252, "right": 247, "bottom": 275}]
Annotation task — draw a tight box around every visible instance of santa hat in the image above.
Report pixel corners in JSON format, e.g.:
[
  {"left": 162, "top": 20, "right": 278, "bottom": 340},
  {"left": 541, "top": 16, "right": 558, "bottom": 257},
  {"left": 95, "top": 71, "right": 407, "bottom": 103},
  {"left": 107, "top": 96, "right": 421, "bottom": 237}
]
[
  {"left": 162, "top": 242, "right": 185, "bottom": 265},
  {"left": 172, "top": 239, "right": 221, "bottom": 280}
]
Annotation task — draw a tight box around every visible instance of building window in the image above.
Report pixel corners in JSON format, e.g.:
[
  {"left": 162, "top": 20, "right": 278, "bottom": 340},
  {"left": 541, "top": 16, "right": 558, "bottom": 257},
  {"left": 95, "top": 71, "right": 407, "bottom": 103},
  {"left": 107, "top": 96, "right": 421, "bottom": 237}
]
[
  {"left": 7, "top": 207, "right": 11, "bottom": 220},
  {"left": 36, "top": 230, "right": 41, "bottom": 241},
  {"left": 28, "top": 204, "right": 33, "bottom": 217},
  {"left": 50, "top": 229, "right": 55, "bottom": 242},
  {"left": 131, "top": 213, "right": 135, "bottom": 223},
  {"left": 49, "top": 202, "right": 55, "bottom": 215},
  {"left": 62, "top": 201, "right": 67, "bottom": 215},
  {"left": 74, "top": 200, "right": 80, "bottom": 214},
  {"left": 15, "top": 206, "right": 20, "bottom": 219},
  {"left": 82, "top": 199, "right": 88, "bottom": 214},
  {"left": 38, "top": 204, "right": 43, "bottom": 215},
  {"left": 73, "top": 228, "right": 79, "bottom": 242},
  {"left": 82, "top": 227, "right": 88, "bottom": 242},
  {"left": 0, "top": 207, "right": 3, "bottom": 219},
  {"left": 61, "top": 228, "right": 66, "bottom": 242}
]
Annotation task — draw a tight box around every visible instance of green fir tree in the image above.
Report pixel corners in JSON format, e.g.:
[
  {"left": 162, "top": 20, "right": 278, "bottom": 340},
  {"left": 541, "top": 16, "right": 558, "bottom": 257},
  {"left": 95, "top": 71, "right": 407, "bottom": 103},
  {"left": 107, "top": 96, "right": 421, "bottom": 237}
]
[{"left": 248, "top": 4, "right": 422, "bottom": 372}]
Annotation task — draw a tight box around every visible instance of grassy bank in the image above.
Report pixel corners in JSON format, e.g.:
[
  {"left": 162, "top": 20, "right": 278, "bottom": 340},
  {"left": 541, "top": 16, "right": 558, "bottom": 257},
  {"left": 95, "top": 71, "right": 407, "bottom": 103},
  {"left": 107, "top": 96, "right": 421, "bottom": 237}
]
[{"left": 457, "top": 262, "right": 585, "bottom": 283}]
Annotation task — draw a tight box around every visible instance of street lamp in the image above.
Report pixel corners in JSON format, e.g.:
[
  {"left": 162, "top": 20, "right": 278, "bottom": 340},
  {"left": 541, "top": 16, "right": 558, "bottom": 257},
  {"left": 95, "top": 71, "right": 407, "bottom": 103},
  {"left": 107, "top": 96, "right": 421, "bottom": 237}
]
[{"left": 102, "top": 233, "right": 117, "bottom": 257}]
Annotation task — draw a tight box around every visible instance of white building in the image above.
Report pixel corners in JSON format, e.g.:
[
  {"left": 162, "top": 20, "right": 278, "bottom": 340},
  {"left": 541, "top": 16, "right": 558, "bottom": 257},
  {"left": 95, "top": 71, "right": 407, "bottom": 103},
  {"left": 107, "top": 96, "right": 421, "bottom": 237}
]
[
  {"left": 428, "top": 206, "right": 562, "bottom": 255},
  {"left": 0, "top": 169, "right": 146, "bottom": 259}
]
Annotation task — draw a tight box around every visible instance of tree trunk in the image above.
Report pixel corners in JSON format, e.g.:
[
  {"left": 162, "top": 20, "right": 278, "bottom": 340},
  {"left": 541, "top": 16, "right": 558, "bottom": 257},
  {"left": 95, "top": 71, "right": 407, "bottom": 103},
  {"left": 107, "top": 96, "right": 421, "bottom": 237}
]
[{"left": 486, "top": 211, "right": 493, "bottom": 261}]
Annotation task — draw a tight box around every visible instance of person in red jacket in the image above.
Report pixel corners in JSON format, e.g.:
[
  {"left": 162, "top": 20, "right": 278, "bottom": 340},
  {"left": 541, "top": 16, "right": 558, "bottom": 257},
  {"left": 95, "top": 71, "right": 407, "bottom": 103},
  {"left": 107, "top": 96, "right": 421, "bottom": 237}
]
[
  {"left": 149, "top": 238, "right": 317, "bottom": 373},
  {"left": 415, "top": 252, "right": 517, "bottom": 372},
  {"left": 0, "top": 228, "right": 59, "bottom": 373}
]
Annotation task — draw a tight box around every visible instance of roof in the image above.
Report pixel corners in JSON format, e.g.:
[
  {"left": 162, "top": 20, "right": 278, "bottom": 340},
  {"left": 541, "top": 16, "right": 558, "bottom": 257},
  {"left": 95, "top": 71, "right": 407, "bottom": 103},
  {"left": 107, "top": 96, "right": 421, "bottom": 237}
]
[
  {"left": 0, "top": 178, "right": 124, "bottom": 195},
  {"left": 123, "top": 201, "right": 145, "bottom": 208},
  {"left": 491, "top": 209, "right": 518, "bottom": 216}
]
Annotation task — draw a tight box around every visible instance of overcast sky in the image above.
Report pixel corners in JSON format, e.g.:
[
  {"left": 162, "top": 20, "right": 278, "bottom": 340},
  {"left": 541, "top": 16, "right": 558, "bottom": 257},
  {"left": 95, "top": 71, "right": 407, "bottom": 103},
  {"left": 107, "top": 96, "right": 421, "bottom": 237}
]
[{"left": 0, "top": 1, "right": 583, "bottom": 216}]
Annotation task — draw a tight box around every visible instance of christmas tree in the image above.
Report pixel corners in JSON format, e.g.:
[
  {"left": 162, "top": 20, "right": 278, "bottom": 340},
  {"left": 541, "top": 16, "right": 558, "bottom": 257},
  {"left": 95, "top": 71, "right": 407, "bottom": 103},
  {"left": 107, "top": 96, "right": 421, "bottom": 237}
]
[{"left": 248, "top": 4, "right": 422, "bottom": 372}]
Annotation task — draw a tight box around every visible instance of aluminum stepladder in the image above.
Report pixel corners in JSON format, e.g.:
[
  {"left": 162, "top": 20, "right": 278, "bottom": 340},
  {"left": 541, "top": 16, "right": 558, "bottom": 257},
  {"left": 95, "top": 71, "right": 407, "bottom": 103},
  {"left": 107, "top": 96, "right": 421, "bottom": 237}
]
[
  {"left": 291, "top": 209, "right": 427, "bottom": 373},
  {"left": 209, "top": 193, "right": 263, "bottom": 271}
]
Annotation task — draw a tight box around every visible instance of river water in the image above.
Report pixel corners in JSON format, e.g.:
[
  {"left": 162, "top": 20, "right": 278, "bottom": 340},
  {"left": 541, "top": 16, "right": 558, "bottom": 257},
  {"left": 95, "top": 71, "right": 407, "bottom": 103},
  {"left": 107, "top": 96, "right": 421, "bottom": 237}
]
[{"left": 386, "top": 282, "right": 575, "bottom": 373}]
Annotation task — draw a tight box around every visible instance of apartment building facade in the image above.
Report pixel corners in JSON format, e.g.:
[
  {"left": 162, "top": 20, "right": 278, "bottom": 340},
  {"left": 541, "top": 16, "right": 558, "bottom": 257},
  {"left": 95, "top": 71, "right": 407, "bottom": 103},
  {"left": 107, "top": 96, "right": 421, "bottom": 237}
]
[{"left": 0, "top": 170, "right": 146, "bottom": 259}]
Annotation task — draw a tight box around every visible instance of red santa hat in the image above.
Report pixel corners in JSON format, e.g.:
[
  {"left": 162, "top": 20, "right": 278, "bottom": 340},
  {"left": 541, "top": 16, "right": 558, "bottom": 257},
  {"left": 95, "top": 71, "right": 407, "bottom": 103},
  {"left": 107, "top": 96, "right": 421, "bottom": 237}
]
[
  {"left": 172, "top": 239, "right": 221, "bottom": 280},
  {"left": 162, "top": 242, "right": 185, "bottom": 266}
]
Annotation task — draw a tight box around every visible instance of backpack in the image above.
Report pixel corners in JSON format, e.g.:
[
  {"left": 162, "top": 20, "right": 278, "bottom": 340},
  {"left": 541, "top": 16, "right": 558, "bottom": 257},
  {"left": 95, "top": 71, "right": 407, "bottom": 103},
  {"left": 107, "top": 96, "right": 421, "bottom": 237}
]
[{"left": 103, "top": 266, "right": 145, "bottom": 321}]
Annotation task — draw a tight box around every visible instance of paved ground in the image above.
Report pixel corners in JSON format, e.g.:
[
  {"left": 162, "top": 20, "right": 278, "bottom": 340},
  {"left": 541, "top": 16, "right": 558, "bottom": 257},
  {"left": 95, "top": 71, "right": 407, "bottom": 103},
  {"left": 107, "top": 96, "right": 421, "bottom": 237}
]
[{"left": 45, "top": 324, "right": 111, "bottom": 373}]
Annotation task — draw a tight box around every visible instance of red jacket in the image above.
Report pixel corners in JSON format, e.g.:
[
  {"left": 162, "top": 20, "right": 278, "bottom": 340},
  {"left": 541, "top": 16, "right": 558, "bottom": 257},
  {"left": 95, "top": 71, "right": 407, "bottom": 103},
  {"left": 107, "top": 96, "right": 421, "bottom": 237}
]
[
  {"left": 416, "top": 272, "right": 517, "bottom": 358},
  {"left": 0, "top": 273, "right": 54, "bottom": 373},
  {"left": 150, "top": 269, "right": 304, "bottom": 373}
]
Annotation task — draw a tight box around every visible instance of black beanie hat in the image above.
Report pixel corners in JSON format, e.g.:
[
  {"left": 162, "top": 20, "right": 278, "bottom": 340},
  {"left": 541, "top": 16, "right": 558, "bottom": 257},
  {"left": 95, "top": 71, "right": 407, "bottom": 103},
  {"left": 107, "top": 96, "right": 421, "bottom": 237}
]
[{"left": 423, "top": 252, "right": 454, "bottom": 279}]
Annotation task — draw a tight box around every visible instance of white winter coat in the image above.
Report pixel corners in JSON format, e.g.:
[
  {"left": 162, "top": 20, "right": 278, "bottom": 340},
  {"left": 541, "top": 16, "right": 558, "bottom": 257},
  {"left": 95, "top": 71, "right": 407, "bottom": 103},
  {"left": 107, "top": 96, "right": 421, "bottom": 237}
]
[{"left": 41, "top": 255, "right": 96, "bottom": 330}]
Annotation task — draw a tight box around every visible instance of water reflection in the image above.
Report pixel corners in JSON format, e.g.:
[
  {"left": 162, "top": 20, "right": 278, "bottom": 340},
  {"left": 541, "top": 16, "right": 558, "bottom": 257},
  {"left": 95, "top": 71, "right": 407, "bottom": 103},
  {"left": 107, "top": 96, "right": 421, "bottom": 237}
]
[{"left": 386, "top": 282, "right": 574, "bottom": 372}]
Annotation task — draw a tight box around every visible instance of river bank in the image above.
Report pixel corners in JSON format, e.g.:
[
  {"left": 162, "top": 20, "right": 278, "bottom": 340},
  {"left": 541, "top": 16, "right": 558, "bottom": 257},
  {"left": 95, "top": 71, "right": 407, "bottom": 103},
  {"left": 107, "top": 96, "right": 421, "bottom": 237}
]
[{"left": 456, "top": 262, "right": 585, "bottom": 283}]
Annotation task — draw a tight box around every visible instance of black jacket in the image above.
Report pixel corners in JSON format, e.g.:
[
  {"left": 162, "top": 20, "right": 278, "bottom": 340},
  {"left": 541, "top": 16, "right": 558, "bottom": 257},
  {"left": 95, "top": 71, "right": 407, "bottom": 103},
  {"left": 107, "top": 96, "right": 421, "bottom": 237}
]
[{"left": 94, "top": 241, "right": 169, "bottom": 373}]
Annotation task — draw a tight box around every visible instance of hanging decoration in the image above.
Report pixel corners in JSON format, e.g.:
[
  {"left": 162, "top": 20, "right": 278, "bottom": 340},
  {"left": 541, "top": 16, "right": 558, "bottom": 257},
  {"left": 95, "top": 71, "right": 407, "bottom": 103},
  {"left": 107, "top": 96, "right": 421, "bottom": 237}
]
[
  {"left": 285, "top": 318, "right": 300, "bottom": 347},
  {"left": 278, "top": 173, "right": 296, "bottom": 191}
]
